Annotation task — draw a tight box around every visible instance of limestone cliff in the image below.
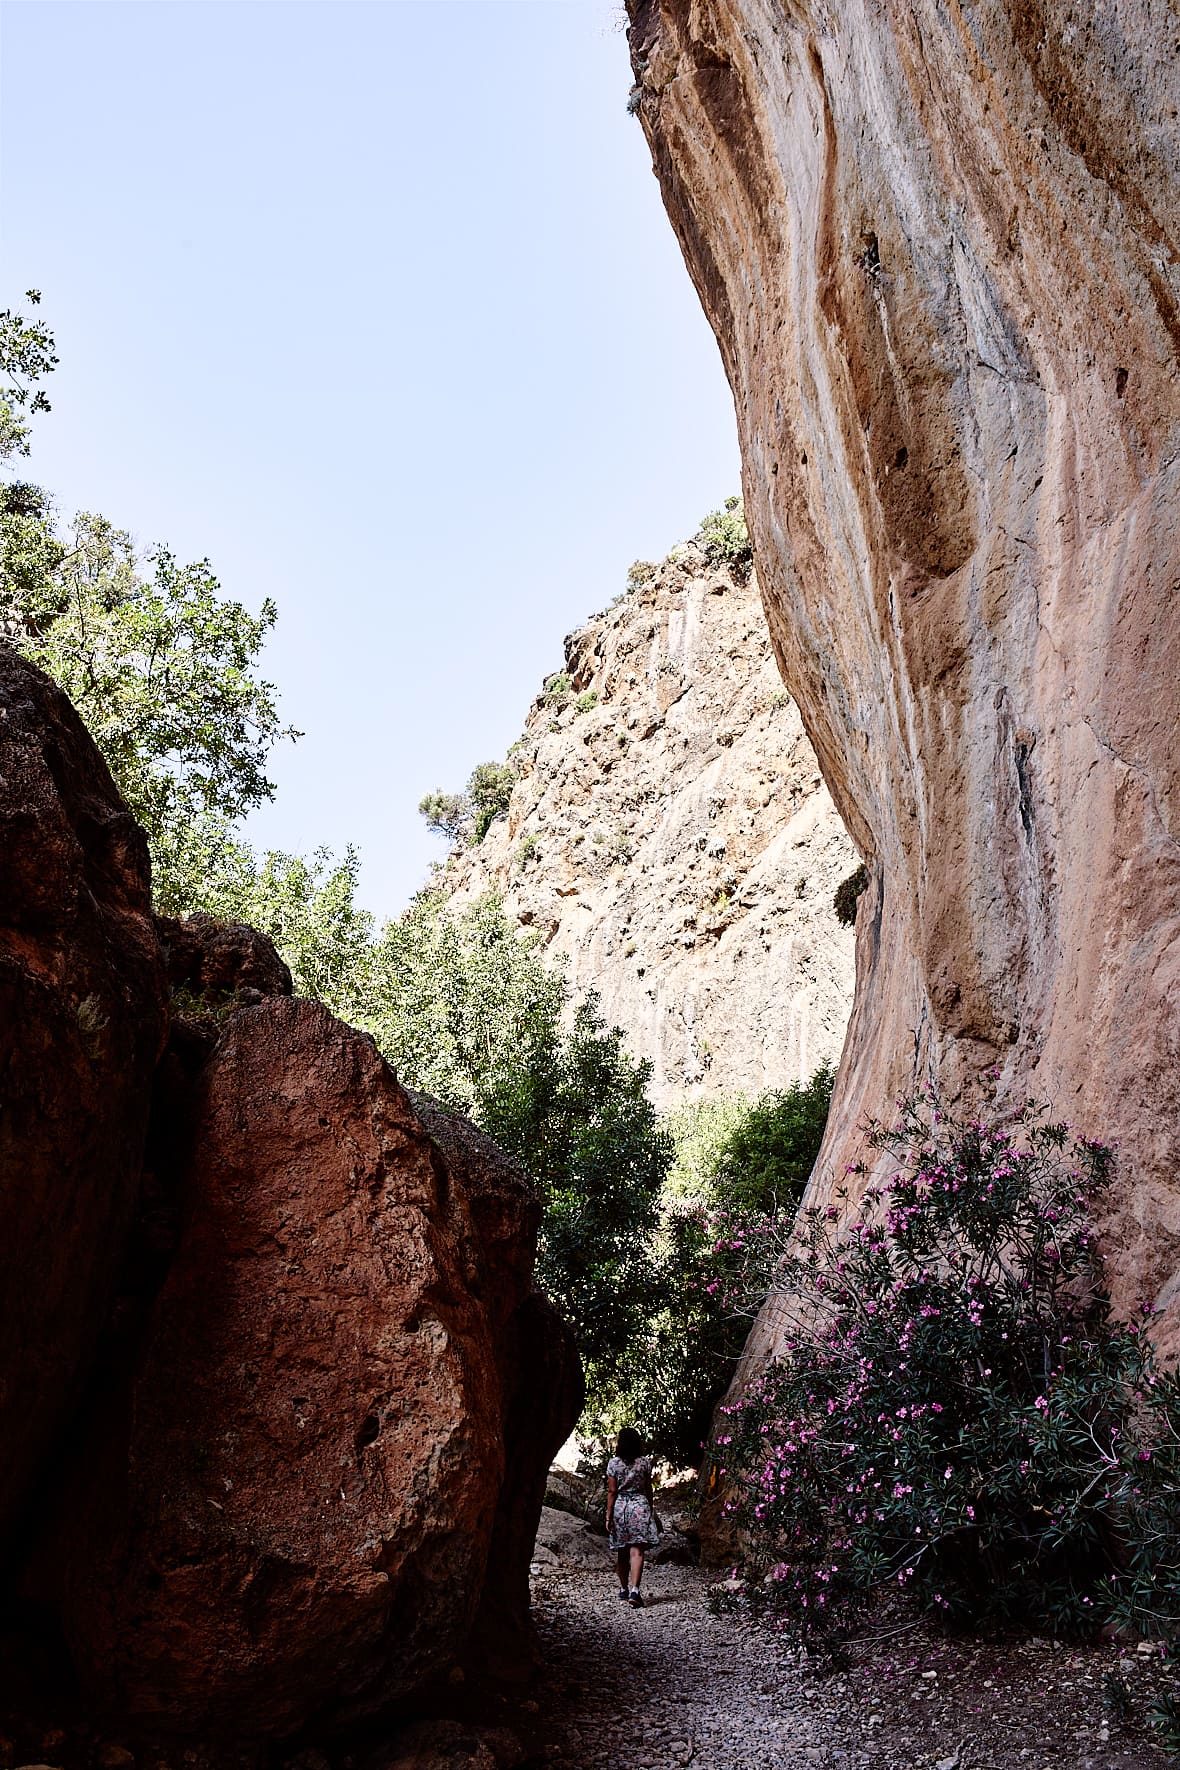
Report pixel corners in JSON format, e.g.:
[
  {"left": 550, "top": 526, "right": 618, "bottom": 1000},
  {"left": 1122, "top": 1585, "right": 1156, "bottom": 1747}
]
[
  {"left": 625, "top": 1, "right": 1180, "bottom": 1347},
  {"left": 443, "top": 540, "right": 857, "bottom": 1110}
]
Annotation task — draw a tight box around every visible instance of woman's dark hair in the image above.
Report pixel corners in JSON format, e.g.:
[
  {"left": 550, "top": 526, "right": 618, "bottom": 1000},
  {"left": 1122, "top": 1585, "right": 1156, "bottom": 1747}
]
[{"left": 615, "top": 1426, "right": 644, "bottom": 1463}]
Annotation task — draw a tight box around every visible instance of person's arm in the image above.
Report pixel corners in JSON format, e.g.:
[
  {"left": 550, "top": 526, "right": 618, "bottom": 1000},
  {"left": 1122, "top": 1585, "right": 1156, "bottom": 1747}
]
[{"left": 606, "top": 1473, "right": 617, "bottom": 1537}]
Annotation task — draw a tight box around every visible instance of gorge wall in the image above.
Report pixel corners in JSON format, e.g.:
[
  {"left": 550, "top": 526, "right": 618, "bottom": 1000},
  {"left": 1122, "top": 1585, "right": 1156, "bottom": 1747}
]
[
  {"left": 625, "top": 1, "right": 1180, "bottom": 1349},
  {"left": 444, "top": 540, "right": 857, "bottom": 1109}
]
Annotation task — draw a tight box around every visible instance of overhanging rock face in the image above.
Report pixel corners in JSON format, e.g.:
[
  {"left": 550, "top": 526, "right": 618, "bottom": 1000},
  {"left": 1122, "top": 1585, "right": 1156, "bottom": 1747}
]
[{"left": 626, "top": 0, "right": 1180, "bottom": 1348}]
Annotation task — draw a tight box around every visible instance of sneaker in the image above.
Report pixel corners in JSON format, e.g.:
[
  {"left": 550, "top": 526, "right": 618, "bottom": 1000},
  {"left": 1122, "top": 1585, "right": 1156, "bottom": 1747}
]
[
  {"left": 616, "top": 1586, "right": 630, "bottom": 1601},
  {"left": 629, "top": 1588, "right": 643, "bottom": 1608}
]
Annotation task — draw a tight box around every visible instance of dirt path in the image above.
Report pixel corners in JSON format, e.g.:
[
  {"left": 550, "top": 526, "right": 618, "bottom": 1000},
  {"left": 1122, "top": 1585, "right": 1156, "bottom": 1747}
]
[{"left": 524, "top": 1559, "right": 1169, "bottom": 1770}]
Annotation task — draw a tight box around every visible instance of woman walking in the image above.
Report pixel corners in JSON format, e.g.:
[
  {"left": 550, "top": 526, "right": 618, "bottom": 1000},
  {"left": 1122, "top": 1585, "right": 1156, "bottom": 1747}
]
[{"left": 606, "top": 1427, "right": 660, "bottom": 1608}]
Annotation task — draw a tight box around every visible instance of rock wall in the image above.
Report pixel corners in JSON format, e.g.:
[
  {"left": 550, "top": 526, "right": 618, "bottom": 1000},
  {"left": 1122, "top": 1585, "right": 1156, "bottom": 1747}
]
[
  {"left": 625, "top": 0, "right": 1180, "bottom": 1348},
  {"left": 444, "top": 542, "right": 857, "bottom": 1108}
]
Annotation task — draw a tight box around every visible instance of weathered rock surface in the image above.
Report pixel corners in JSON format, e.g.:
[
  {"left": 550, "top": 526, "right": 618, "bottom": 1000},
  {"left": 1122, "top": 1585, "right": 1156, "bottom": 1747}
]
[
  {"left": 627, "top": 2, "right": 1180, "bottom": 1346},
  {"left": 444, "top": 542, "right": 856, "bottom": 1108},
  {"left": 405, "top": 1091, "right": 585, "bottom": 1680},
  {"left": 156, "top": 910, "right": 293, "bottom": 1002},
  {"left": 0, "top": 647, "right": 166, "bottom": 1534},
  {"left": 48, "top": 1000, "right": 580, "bottom": 1736}
]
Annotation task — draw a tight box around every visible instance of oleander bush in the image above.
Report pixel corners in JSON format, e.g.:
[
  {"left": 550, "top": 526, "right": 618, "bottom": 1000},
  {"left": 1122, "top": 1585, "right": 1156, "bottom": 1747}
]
[{"left": 710, "top": 1094, "right": 1180, "bottom": 1662}]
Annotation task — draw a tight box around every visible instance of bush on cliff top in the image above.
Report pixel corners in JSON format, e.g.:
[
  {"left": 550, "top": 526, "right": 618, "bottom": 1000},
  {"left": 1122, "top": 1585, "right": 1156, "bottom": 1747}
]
[
  {"left": 709, "top": 1093, "right": 1180, "bottom": 1666},
  {"left": 697, "top": 495, "right": 753, "bottom": 577}
]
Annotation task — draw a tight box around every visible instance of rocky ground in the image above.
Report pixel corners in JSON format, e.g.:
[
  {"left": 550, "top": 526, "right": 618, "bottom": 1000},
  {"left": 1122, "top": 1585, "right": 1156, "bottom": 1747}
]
[
  {"left": 0, "top": 1511, "right": 1172, "bottom": 1770},
  {"left": 522, "top": 1555, "right": 1172, "bottom": 1770}
]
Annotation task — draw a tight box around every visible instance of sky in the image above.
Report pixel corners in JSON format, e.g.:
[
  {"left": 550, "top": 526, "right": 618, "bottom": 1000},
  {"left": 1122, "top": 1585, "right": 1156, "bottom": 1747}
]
[{"left": 0, "top": 0, "right": 741, "bottom": 916}]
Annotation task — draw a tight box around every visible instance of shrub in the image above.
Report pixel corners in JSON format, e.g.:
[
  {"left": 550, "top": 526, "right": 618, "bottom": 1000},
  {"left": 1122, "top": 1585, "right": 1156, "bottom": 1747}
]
[
  {"left": 515, "top": 832, "right": 540, "bottom": 872},
  {"left": 626, "top": 559, "right": 656, "bottom": 590},
  {"left": 419, "top": 760, "right": 517, "bottom": 848},
  {"left": 710, "top": 1065, "right": 835, "bottom": 1213},
  {"left": 574, "top": 690, "right": 598, "bottom": 715},
  {"left": 615, "top": 1071, "right": 836, "bottom": 1466},
  {"left": 713, "top": 1093, "right": 1180, "bottom": 1656},
  {"left": 833, "top": 864, "right": 869, "bottom": 926},
  {"left": 543, "top": 671, "right": 572, "bottom": 706},
  {"left": 698, "top": 495, "right": 753, "bottom": 576},
  {"left": 485, "top": 991, "right": 670, "bottom": 1413},
  {"left": 468, "top": 760, "right": 515, "bottom": 842}
]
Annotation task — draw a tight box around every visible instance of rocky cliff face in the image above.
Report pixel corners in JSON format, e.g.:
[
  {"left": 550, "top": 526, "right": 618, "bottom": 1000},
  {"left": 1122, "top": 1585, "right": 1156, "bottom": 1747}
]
[
  {"left": 444, "top": 542, "right": 857, "bottom": 1108},
  {"left": 626, "top": 2, "right": 1180, "bottom": 1346}
]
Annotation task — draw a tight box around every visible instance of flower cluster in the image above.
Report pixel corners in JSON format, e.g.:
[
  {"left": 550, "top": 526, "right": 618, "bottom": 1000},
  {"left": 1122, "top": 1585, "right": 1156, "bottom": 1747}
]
[{"left": 710, "top": 1095, "right": 1180, "bottom": 1654}]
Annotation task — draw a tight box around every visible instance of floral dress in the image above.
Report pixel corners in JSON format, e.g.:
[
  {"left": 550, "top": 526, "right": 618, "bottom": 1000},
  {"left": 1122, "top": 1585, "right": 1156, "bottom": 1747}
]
[{"left": 607, "top": 1454, "right": 660, "bottom": 1550}]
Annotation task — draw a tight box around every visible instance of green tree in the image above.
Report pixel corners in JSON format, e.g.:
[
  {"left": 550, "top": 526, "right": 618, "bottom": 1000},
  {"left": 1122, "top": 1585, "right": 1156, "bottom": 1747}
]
[
  {"left": 418, "top": 759, "right": 517, "bottom": 848},
  {"left": 467, "top": 760, "right": 515, "bottom": 841},
  {"left": 711, "top": 1063, "right": 834, "bottom": 1212},
  {"left": 418, "top": 789, "right": 470, "bottom": 843},
  {"left": 1, "top": 292, "right": 65, "bottom": 632},
  {"left": 162, "top": 831, "right": 374, "bottom": 1006},
  {"left": 2, "top": 297, "right": 299, "bottom": 912},
  {"left": 482, "top": 991, "right": 669, "bottom": 1393},
  {"left": 356, "top": 892, "right": 669, "bottom": 1406},
  {"left": 0, "top": 289, "right": 57, "bottom": 461},
  {"left": 21, "top": 513, "right": 297, "bottom": 851}
]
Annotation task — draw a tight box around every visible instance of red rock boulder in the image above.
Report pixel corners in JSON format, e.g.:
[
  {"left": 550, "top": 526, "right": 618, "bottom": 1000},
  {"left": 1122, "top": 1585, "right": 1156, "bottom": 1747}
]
[
  {"left": 155, "top": 911, "right": 293, "bottom": 1003},
  {"left": 49, "top": 997, "right": 580, "bottom": 1737},
  {"left": 0, "top": 648, "right": 166, "bottom": 1534},
  {"left": 406, "top": 1093, "right": 585, "bottom": 1678}
]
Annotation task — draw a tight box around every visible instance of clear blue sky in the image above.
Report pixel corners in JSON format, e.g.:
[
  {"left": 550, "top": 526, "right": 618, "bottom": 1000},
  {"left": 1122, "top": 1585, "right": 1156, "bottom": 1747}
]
[{"left": 1, "top": 0, "right": 740, "bottom": 915}]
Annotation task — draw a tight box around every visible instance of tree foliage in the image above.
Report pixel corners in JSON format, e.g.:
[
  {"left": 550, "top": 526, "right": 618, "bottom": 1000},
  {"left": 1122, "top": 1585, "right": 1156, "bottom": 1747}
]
[
  {"left": 616, "top": 1070, "right": 835, "bottom": 1464},
  {"left": 2, "top": 296, "right": 298, "bottom": 914},
  {"left": 19, "top": 513, "right": 296, "bottom": 847},
  {"left": 418, "top": 759, "right": 516, "bottom": 848},
  {"left": 697, "top": 495, "right": 752, "bottom": 576},
  {"left": 710, "top": 1064, "right": 834, "bottom": 1213},
  {"left": 353, "top": 892, "right": 669, "bottom": 1398},
  {"left": 0, "top": 290, "right": 57, "bottom": 461}
]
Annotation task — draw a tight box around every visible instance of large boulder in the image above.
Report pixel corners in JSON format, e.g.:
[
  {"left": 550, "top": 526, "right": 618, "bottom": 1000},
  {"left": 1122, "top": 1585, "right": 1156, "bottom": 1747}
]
[
  {"left": 46, "top": 998, "right": 580, "bottom": 1737},
  {"left": 407, "top": 1093, "right": 585, "bottom": 1678},
  {"left": 155, "top": 910, "right": 293, "bottom": 1002},
  {"left": 626, "top": 1, "right": 1180, "bottom": 1348},
  {"left": 0, "top": 648, "right": 166, "bottom": 1534}
]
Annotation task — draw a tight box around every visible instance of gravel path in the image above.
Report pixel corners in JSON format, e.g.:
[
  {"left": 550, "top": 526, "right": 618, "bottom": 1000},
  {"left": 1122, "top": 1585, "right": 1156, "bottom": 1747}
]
[{"left": 525, "top": 1560, "right": 1169, "bottom": 1770}]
